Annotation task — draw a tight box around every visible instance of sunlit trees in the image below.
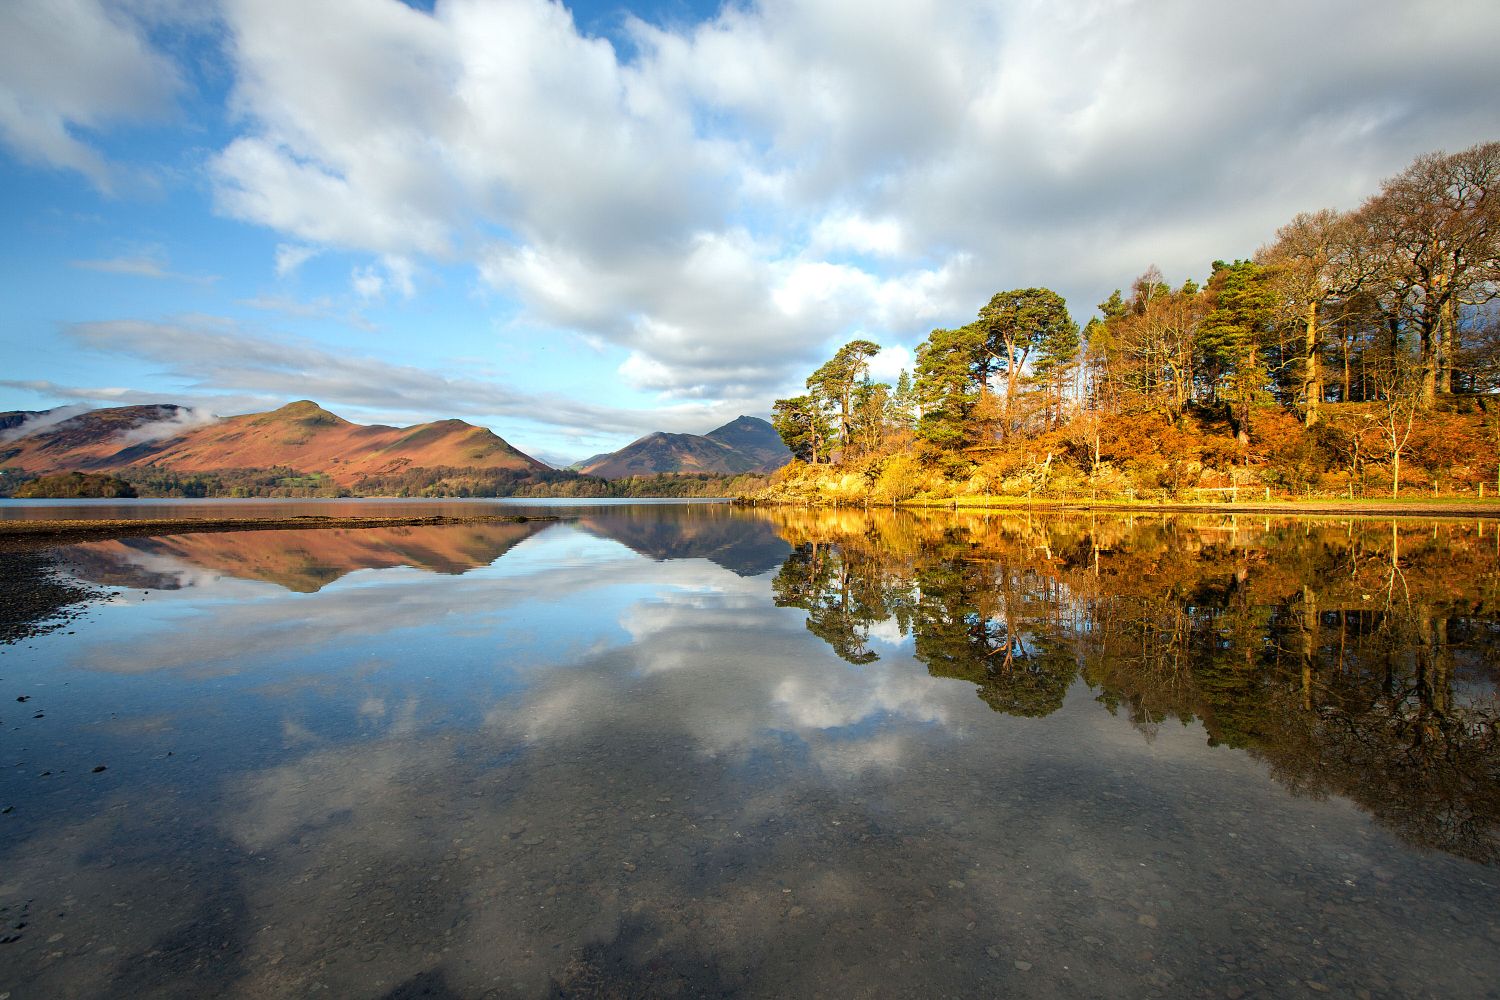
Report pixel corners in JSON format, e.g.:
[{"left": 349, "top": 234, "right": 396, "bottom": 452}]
[
  {"left": 806, "top": 339, "right": 882, "bottom": 456},
  {"left": 760, "top": 140, "right": 1500, "bottom": 505},
  {"left": 771, "top": 395, "right": 832, "bottom": 464},
  {"left": 1259, "top": 210, "right": 1370, "bottom": 426},
  {"left": 914, "top": 324, "right": 985, "bottom": 448},
  {"left": 1357, "top": 142, "right": 1500, "bottom": 403},
  {"left": 976, "top": 288, "right": 1080, "bottom": 435}
]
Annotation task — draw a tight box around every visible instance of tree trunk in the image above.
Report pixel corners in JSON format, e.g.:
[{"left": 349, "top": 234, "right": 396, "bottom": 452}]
[
  {"left": 1420, "top": 326, "right": 1437, "bottom": 406},
  {"left": 1303, "top": 301, "right": 1321, "bottom": 427},
  {"left": 1441, "top": 297, "right": 1457, "bottom": 394}
]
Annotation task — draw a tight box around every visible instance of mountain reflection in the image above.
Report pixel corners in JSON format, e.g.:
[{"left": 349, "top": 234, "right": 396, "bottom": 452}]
[
  {"left": 63, "top": 521, "right": 556, "bottom": 592},
  {"left": 59, "top": 504, "right": 789, "bottom": 593},
  {"left": 768, "top": 508, "right": 1500, "bottom": 862}
]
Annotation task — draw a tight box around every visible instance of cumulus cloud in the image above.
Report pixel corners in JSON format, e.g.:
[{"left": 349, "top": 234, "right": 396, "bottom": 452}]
[
  {"left": 198, "top": 0, "right": 1500, "bottom": 409},
  {"left": 0, "top": 0, "right": 183, "bottom": 191}
]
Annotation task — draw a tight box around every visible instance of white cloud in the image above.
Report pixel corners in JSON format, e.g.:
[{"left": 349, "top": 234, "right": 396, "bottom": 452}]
[
  {"left": 866, "top": 345, "right": 913, "bottom": 384},
  {"left": 0, "top": 0, "right": 183, "bottom": 191},
  {"left": 197, "top": 0, "right": 1500, "bottom": 414},
  {"left": 350, "top": 264, "right": 384, "bottom": 300},
  {"left": 0, "top": 0, "right": 1434, "bottom": 417},
  {"left": 70, "top": 249, "right": 217, "bottom": 284},
  {"left": 114, "top": 405, "right": 221, "bottom": 445},
  {"left": 0, "top": 402, "right": 92, "bottom": 442},
  {"left": 273, "top": 243, "right": 319, "bottom": 277},
  {"left": 811, "top": 213, "right": 905, "bottom": 258}
]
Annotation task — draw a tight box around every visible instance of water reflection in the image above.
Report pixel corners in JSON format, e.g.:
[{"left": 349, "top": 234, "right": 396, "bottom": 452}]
[
  {"left": 2, "top": 505, "right": 1498, "bottom": 998},
  {"left": 769, "top": 509, "right": 1500, "bottom": 863},
  {"left": 63, "top": 521, "right": 553, "bottom": 592}
]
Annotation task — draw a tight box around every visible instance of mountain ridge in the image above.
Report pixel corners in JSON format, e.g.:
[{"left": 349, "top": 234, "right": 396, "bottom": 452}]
[
  {"left": 0, "top": 400, "right": 549, "bottom": 486},
  {"left": 575, "top": 416, "right": 790, "bottom": 478}
]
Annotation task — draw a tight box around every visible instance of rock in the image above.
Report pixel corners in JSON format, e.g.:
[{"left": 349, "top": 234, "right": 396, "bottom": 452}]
[
  {"left": 1014, "top": 960, "right": 1032, "bottom": 971},
  {"left": 1137, "top": 914, "right": 1158, "bottom": 928}
]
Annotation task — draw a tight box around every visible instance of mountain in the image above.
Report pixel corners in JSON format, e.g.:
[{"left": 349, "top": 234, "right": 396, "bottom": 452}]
[
  {"left": 704, "top": 415, "right": 791, "bottom": 469},
  {"left": 0, "top": 400, "right": 549, "bottom": 486},
  {"left": 576, "top": 416, "right": 789, "bottom": 478}
]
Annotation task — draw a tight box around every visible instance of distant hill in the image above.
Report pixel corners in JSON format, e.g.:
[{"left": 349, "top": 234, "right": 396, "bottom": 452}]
[
  {"left": 0, "top": 400, "right": 549, "bottom": 487},
  {"left": 576, "top": 416, "right": 789, "bottom": 478}
]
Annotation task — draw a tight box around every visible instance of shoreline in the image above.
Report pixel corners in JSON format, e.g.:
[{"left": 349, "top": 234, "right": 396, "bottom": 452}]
[
  {"left": 0, "top": 513, "right": 565, "bottom": 550},
  {"left": 741, "top": 496, "right": 1500, "bottom": 519}
]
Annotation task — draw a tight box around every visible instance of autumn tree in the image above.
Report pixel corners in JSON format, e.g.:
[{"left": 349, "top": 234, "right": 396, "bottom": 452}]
[
  {"left": 1259, "top": 209, "right": 1370, "bottom": 426},
  {"left": 1357, "top": 141, "right": 1500, "bottom": 403}
]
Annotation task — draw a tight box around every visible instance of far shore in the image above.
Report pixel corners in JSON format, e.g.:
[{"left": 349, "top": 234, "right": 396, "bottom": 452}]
[{"left": 0, "top": 513, "right": 565, "bottom": 550}]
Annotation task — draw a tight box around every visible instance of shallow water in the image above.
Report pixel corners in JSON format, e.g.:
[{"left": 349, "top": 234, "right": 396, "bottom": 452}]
[{"left": 1, "top": 503, "right": 1497, "bottom": 998}]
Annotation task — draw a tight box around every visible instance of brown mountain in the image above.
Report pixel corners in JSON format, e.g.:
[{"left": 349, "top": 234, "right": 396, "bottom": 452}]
[
  {"left": 575, "top": 416, "right": 789, "bottom": 478},
  {"left": 0, "top": 400, "right": 549, "bottom": 485}
]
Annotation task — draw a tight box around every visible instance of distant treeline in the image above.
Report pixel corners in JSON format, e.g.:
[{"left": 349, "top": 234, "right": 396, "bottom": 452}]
[
  {"left": 10, "top": 471, "right": 137, "bottom": 498},
  {"left": 760, "top": 141, "right": 1500, "bottom": 505},
  {"left": 0, "top": 463, "right": 764, "bottom": 499}
]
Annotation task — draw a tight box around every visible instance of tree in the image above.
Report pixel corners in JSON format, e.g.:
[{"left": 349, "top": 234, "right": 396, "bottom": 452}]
[
  {"left": 806, "top": 339, "right": 882, "bottom": 460},
  {"left": 772, "top": 395, "right": 833, "bottom": 464},
  {"left": 1357, "top": 141, "right": 1500, "bottom": 403},
  {"left": 1197, "top": 259, "right": 1275, "bottom": 443},
  {"left": 1368, "top": 349, "right": 1425, "bottom": 498},
  {"left": 914, "top": 324, "right": 984, "bottom": 448},
  {"left": 976, "top": 288, "right": 1079, "bottom": 436},
  {"left": 1259, "top": 209, "right": 1371, "bottom": 426}
]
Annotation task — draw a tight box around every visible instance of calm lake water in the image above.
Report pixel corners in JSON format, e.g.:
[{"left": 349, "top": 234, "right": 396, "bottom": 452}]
[{"left": 2, "top": 501, "right": 1498, "bottom": 998}]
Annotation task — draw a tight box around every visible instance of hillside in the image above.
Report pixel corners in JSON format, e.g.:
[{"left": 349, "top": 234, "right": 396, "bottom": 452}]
[
  {"left": 0, "top": 400, "right": 549, "bottom": 487},
  {"left": 576, "top": 416, "right": 790, "bottom": 478}
]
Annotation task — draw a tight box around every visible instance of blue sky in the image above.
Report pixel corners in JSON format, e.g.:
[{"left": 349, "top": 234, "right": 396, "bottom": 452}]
[{"left": 2, "top": 0, "right": 1497, "bottom": 467}]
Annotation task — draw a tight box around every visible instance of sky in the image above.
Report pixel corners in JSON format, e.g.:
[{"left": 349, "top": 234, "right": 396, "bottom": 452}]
[{"left": 2, "top": 0, "right": 1497, "bottom": 468}]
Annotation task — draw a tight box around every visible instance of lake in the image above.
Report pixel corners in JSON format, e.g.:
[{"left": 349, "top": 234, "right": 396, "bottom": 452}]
[{"left": 2, "top": 500, "right": 1497, "bottom": 998}]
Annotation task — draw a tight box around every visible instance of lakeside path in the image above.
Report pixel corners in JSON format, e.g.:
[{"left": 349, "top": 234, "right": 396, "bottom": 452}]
[{"left": 0, "top": 513, "right": 567, "bottom": 551}]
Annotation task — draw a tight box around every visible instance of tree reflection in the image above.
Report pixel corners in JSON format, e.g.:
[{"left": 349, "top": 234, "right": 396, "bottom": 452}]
[{"left": 762, "top": 508, "right": 1500, "bottom": 862}]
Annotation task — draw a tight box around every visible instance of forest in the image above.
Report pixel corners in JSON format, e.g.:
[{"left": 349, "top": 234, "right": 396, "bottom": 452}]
[{"left": 762, "top": 142, "right": 1500, "bottom": 505}]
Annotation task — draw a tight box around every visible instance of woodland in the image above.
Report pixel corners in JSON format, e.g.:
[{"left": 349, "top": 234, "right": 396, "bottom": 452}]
[{"left": 761, "top": 142, "right": 1500, "bottom": 506}]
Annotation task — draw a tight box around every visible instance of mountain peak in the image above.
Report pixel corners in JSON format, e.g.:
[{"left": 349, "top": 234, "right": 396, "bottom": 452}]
[
  {"left": 258, "top": 400, "right": 346, "bottom": 426},
  {"left": 578, "top": 415, "right": 789, "bottom": 478}
]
